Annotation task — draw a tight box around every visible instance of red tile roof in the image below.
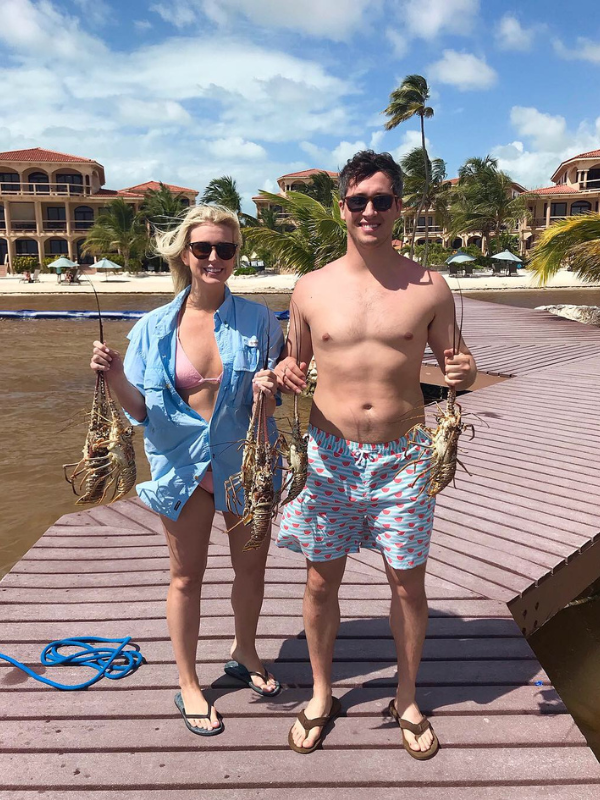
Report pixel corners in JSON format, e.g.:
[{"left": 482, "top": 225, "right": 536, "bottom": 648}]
[
  {"left": 278, "top": 169, "right": 339, "bottom": 180},
  {"left": 526, "top": 185, "right": 581, "bottom": 195},
  {"left": 0, "top": 147, "right": 97, "bottom": 163},
  {"left": 568, "top": 148, "right": 600, "bottom": 160},
  {"left": 121, "top": 180, "right": 197, "bottom": 195}
]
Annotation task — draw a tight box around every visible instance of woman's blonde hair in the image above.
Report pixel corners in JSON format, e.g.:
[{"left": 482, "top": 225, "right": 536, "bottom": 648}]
[{"left": 154, "top": 204, "right": 242, "bottom": 295}]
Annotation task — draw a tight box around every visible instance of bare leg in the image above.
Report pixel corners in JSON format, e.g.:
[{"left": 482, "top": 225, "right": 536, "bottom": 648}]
[
  {"left": 384, "top": 559, "right": 434, "bottom": 752},
  {"left": 290, "top": 556, "right": 347, "bottom": 749},
  {"left": 162, "top": 485, "right": 220, "bottom": 731},
  {"left": 223, "top": 512, "right": 278, "bottom": 693}
]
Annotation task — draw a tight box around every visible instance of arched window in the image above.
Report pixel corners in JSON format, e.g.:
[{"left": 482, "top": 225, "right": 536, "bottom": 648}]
[
  {"left": 0, "top": 172, "right": 19, "bottom": 192},
  {"left": 571, "top": 200, "right": 592, "bottom": 215},
  {"left": 16, "top": 238, "right": 39, "bottom": 256},
  {"left": 0, "top": 206, "right": 4, "bottom": 230},
  {"left": 47, "top": 238, "right": 69, "bottom": 256},
  {"left": 28, "top": 172, "right": 49, "bottom": 194},
  {"left": 56, "top": 173, "right": 84, "bottom": 194},
  {"left": 451, "top": 238, "right": 462, "bottom": 249},
  {"left": 0, "top": 238, "right": 8, "bottom": 264}
]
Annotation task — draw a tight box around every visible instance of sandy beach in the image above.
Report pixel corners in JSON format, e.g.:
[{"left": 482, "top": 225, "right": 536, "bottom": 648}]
[{"left": 0, "top": 268, "right": 598, "bottom": 295}]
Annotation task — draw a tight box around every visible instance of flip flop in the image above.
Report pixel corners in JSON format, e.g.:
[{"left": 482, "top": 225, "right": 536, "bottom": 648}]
[
  {"left": 388, "top": 699, "right": 439, "bottom": 760},
  {"left": 288, "top": 696, "right": 342, "bottom": 754},
  {"left": 223, "top": 660, "right": 282, "bottom": 697},
  {"left": 174, "top": 691, "right": 224, "bottom": 737}
]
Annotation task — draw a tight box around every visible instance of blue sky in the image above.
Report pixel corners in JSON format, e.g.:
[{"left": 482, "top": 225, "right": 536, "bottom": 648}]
[{"left": 0, "top": 0, "right": 599, "bottom": 211}]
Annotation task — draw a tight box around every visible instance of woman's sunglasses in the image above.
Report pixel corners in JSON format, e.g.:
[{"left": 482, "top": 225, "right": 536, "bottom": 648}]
[
  {"left": 343, "top": 194, "right": 398, "bottom": 213},
  {"left": 188, "top": 241, "right": 238, "bottom": 260}
]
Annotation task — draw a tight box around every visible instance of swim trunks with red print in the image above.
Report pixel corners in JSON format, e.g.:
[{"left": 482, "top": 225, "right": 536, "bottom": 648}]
[{"left": 277, "top": 425, "right": 435, "bottom": 570}]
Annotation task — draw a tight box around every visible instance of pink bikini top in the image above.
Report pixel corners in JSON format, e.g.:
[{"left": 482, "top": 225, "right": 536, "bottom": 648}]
[{"left": 175, "top": 333, "right": 223, "bottom": 390}]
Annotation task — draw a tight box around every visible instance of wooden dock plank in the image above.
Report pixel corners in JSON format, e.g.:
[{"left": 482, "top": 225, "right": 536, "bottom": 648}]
[
  {"left": 0, "top": 659, "right": 549, "bottom": 690},
  {"left": 2, "top": 747, "right": 598, "bottom": 790}
]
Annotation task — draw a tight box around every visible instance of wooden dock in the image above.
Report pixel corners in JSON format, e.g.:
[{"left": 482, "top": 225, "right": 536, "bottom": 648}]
[{"left": 1, "top": 299, "right": 600, "bottom": 795}]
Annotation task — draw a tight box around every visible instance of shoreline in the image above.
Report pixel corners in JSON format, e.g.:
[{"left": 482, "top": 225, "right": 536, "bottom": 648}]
[{"left": 0, "top": 268, "right": 599, "bottom": 295}]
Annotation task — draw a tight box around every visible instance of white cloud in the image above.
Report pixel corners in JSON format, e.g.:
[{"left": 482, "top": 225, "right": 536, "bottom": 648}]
[
  {"left": 553, "top": 37, "right": 600, "bottom": 64},
  {"left": 402, "top": 0, "right": 479, "bottom": 40},
  {"left": 134, "top": 19, "right": 153, "bottom": 32},
  {"left": 151, "top": 0, "right": 378, "bottom": 41},
  {"left": 386, "top": 29, "right": 409, "bottom": 59},
  {"left": 390, "top": 130, "right": 431, "bottom": 164},
  {"left": 492, "top": 108, "right": 600, "bottom": 188},
  {"left": 495, "top": 15, "right": 535, "bottom": 51},
  {"left": 206, "top": 137, "right": 267, "bottom": 161},
  {"left": 117, "top": 99, "right": 192, "bottom": 127},
  {"left": 427, "top": 50, "right": 497, "bottom": 90}
]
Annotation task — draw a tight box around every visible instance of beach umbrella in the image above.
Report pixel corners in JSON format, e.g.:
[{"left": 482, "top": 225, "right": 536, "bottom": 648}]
[
  {"left": 491, "top": 250, "right": 522, "bottom": 263},
  {"left": 94, "top": 258, "right": 123, "bottom": 281},
  {"left": 47, "top": 256, "right": 78, "bottom": 269},
  {"left": 446, "top": 250, "right": 476, "bottom": 264}
]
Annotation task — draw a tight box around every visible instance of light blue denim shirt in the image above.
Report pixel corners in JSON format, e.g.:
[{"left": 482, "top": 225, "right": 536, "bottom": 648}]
[{"left": 123, "top": 286, "right": 284, "bottom": 520}]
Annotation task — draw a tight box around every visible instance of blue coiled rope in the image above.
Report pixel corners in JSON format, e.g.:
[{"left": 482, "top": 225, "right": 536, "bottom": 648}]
[{"left": 0, "top": 636, "right": 144, "bottom": 690}]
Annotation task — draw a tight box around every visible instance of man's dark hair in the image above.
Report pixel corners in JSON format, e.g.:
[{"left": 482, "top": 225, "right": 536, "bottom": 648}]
[{"left": 338, "top": 150, "right": 403, "bottom": 199}]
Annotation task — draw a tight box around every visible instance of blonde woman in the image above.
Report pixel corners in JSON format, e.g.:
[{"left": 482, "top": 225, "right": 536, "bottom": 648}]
[{"left": 90, "top": 205, "right": 284, "bottom": 736}]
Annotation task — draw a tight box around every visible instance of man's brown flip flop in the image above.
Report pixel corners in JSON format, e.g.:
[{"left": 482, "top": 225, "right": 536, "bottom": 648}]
[
  {"left": 288, "top": 696, "right": 342, "bottom": 754},
  {"left": 388, "top": 699, "right": 439, "bottom": 760}
]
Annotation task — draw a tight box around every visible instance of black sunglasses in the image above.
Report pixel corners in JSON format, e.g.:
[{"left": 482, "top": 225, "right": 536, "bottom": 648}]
[
  {"left": 188, "top": 241, "right": 238, "bottom": 260},
  {"left": 343, "top": 194, "right": 398, "bottom": 212}
]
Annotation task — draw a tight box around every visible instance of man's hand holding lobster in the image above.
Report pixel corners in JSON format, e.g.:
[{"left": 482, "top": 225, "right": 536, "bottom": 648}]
[
  {"left": 443, "top": 349, "right": 476, "bottom": 391},
  {"left": 274, "top": 356, "right": 308, "bottom": 395}
]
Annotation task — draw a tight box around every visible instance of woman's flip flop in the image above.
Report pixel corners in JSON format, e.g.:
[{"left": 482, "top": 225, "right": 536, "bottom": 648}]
[
  {"left": 174, "top": 691, "right": 224, "bottom": 737},
  {"left": 224, "top": 660, "right": 282, "bottom": 697}
]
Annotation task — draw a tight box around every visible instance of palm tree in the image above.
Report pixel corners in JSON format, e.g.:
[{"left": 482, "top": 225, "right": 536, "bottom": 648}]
[
  {"left": 384, "top": 74, "right": 434, "bottom": 260},
  {"left": 140, "top": 182, "right": 188, "bottom": 230},
  {"left": 202, "top": 176, "right": 242, "bottom": 213},
  {"left": 401, "top": 147, "right": 449, "bottom": 265},
  {"left": 449, "top": 156, "right": 530, "bottom": 255},
  {"left": 528, "top": 213, "right": 600, "bottom": 285},
  {"left": 295, "top": 172, "right": 336, "bottom": 207},
  {"left": 83, "top": 199, "right": 147, "bottom": 270},
  {"left": 244, "top": 191, "right": 346, "bottom": 274}
]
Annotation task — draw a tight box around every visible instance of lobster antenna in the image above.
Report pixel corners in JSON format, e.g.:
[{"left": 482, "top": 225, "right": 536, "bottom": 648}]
[{"left": 82, "top": 271, "right": 105, "bottom": 344}]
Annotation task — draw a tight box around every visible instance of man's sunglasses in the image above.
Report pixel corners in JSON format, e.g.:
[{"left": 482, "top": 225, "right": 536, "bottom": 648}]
[
  {"left": 343, "top": 194, "right": 398, "bottom": 212},
  {"left": 188, "top": 241, "right": 238, "bottom": 260}
]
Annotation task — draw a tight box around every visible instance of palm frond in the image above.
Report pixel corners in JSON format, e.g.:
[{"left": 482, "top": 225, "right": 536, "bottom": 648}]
[{"left": 528, "top": 213, "right": 600, "bottom": 285}]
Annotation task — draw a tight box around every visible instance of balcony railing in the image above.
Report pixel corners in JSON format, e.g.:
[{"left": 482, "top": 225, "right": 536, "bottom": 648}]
[
  {"left": 73, "top": 219, "right": 94, "bottom": 230},
  {"left": 532, "top": 216, "right": 567, "bottom": 227},
  {"left": 0, "top": 182, "right": 89, "bottom": 197},
  {"left": 11, "top": 221, "right": 36, "bottom": 231}
]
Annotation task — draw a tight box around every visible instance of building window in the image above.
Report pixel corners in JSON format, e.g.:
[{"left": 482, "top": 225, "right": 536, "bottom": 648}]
[
  {"left": 550, "top": 203, "right": 567, "bottom": 217},
  {"left": 74, "top": 206, "right": 94, "bottom": 229},
  {"left": 48, "top": 239, "right": 69, "bottom": 255},
  {"left": 56, "top": 173, "right": 84, "bottom": 194},
  {"left": 0, "top": 172, "right": 19, "bottom": 192},
  {"left": 16, "top": 239, "right": 39, "bottom": 255},
  {"left": 47, "top": 207, "right": 66, "bottom": 221},
  {"left": 417, "top": 216, "right": 426, "bottom": 226},
  {"left": 28, "top": 172, "right": 50, "bottom": 193},
  {"left": 586, "top": 167, "right": 600, "bottom": 188},
  {"left": 571, "top": 201, "right": 592, "bottom": 216}
]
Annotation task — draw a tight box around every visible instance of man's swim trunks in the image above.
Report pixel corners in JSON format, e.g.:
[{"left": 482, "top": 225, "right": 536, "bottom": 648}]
[{"left": 277, "top": 425, "right": 435, "bottom": 570}]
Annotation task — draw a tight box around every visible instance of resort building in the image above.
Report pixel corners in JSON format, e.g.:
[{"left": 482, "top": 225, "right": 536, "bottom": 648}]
[
  {"left": 252, "top": 169, "right": 339, "bottom": 222},
  {"left": 519, "top": 148, "right": 600, "bottom": 251},
  {"left": 0, "top": 148, "right": 197, "bottom": 269}
]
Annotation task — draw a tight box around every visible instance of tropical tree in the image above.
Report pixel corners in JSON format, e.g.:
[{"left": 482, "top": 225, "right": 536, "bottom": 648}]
[
  {"left": 449, "top": 156, "right": 531, "bottom": 255},
  {"left": 295, "top": 172, "right": 337, "bottom": 207},
  {"left": 401, "top": 147, "right": 450, "bottom": 264},
  {"left": 202, "top": 175, "right": 242, "bottom": 213},
  {"left": 528, "top": 213, "right": 600, "bottom": 285},
  {"left": 244, "top": 191, "right": 346, "bottom": 274},
  {"left": 83, "top": 198, "right": 147, "bottom": 270},
  {"left": 384, "top": 74, "right": 434, "bottom": 260},
  {"left": 140, "top": 182, "right": 188, "bottom": 230}
]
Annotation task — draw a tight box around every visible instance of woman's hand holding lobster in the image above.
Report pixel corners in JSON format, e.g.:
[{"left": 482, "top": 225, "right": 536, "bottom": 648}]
[
  {"left": 444, "top": 349, "right": 475, "bottom": 390},
  {"left": 252, "top": 369, "right": 278, "bottom": 400},
  {"left": 91, "top": 340, "right": 125, "bottom": 381}
]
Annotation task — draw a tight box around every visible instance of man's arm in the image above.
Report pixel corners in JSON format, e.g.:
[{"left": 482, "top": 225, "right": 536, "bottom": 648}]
[
  {"left": 427, "top": 277, "right": 477, "bottom": 391},
  {"left": 274, "top": 279, "right": 314, "bottom": 394}
]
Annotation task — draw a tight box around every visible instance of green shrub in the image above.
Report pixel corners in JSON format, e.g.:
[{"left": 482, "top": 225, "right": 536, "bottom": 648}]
[
  {"left": 12, "top": 256, "right": 39, "bottom": 273},
  {"left": 234, "top": 266, "right": 258, "bottom": 276},
  {"left": 99, "top": 252, "right": 125, "bottom": 266},
  {"left": 127, "top": 257, "right": 143, "bottom": 273}
]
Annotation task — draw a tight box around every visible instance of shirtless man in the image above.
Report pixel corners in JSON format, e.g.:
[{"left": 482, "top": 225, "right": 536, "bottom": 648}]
[{"left": 275, "top": 150, "right": 477, "bottom": 758}]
